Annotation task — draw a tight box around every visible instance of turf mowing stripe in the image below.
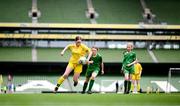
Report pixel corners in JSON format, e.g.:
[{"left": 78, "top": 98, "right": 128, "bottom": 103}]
[{"left": 0, "top": 94, "right": 179, "bottom": 106}]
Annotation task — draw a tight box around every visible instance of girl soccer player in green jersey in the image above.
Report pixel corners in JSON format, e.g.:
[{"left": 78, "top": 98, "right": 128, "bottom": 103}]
[
  {"left": 82, "top": 46, "right": 104, "bottom": 94},
  {"left": 121, "top": 43, "right": 137, "bottom": 94}
]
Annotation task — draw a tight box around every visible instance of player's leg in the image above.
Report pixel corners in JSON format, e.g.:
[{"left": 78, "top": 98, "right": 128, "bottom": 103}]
[
  {"left": 82, "top": 77, "right": 90, "bottom": 93},
  {"left": 137, "top": 79, "right": 140, "bottom": 92},
  {"left": 82, "top": 71, "right": 91, "bottom": 93},
  {"left": 127, "top": 74, "right": 132, "bottom": 93},
  {"left": 54, "top": 63, "right": 73, "bottom": 92},
  {"left": 124, "top": 72, "right": 129, "bottom": 94},
  {"left": 127, "top": 67, "right": 135, "bottom": 93},
  {"left": 132, "top": 75, "right": 139, "bottom": 93},
  {"left": 73, "top": 73, "right": 80, "bottom": 86},
  {"left": 131, "top": 75, "right": 135, "bottom": 93},
  {"left": 73, "top": 64, "right": 83, "bottom": 86},
  {"left": 87, "top": 71, "right": 98, "bottom": 94}
]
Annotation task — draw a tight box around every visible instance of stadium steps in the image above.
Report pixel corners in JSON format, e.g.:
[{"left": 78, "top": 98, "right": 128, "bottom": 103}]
[
  {"left": 92, "top": 0, "right": 142, "bottom": 24},
  {"left": 145, "top": 0, "right": 180, "bottom": 24},
  {"left": 0, "top": 0, "right": 31, "bottom": 22},
  {"left": 38, "top": 0, "right": 89, "bottom": 23}
]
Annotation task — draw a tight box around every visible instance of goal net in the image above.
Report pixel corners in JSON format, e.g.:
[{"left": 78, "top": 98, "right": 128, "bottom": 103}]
[{"left": 166, "top": 68, "right": 180, "bottom": 93}]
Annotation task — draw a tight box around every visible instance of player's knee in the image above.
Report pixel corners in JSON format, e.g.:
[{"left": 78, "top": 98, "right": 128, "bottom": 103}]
[
  {"left": 124, "top": 77, "right": 129, "bottom": 81},
  {"left": 85, "top": 80, "right": 88, "bottom": 83},
  {"left": 90, "top": 76, "right": 95, "bottom": 80},
  {"left": 85, "top": 78, "right": 89, "bottom": 83}
]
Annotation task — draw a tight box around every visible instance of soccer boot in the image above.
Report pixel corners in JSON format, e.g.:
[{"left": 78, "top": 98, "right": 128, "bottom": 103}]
[
  {"left": 81, "top": 91, "right": 85, "bottom": 94},
  {"left": 87, "top": 91, "right": 92, "bottom": 94},
  {"left": 54, "top": 86, "right": 58, "bottom": 93},
  {"left": 73, "top": 81, "right": 78, "bottom": 87}
]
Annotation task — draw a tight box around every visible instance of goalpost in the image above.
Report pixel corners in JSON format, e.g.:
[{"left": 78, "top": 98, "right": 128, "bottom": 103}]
[{"left": 166, "top": 68, "right": 180, "bottom": 93}]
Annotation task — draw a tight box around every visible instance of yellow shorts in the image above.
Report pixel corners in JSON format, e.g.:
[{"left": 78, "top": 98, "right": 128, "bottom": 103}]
[
  {"left": 67, "top": 62, "right": 83, "bottom": 74},
  {"left": 132, "top": 74, "right": 141, "bottom": 80}
]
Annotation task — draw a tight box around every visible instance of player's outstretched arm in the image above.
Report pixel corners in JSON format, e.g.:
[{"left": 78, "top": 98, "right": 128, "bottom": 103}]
[
  {"left": 86, "top": 51, "right": 92, "bottom": 61},
  {"left": 60, "top": 45, "right": 69, "bottom": 56}
]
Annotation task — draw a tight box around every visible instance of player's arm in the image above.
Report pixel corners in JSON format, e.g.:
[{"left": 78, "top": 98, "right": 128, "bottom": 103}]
[
  {"left": 101, "top": 62, "right": 104, "bottom": 75},
  {"left": 120, "top": 66, "right": 124, "bottom": 75},
  {"left": 127, "top": 52, "right": 137, "bottom": 67},
  {"left": 127, "top": 58, "right": 137, "bottom": 67},
  {"left": 60, "top": 44, "right": 70, "bottom": 56},
  {"left": 100, "top": 56, "right": 104, "bottom": 74},
  {"left": 121, "top": 55, "right": 125, "bottom": 74},
  {"left": 82, "top": 44, "right": 93, "bottom": 64},
  {"left": 86, "top": 51, "right": 93, "bottom": 64},
  {"left": 139, "top": 64, "right": 143, "bottom": 76}
]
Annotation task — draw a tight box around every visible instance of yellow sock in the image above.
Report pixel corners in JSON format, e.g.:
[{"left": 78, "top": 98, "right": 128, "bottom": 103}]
[
  {"left": 137, "top": 84, "right": 140, "bottom": 91},
  {"left": 57, "top": 76, "right": 65, "bottom": 86},
  {"left": 131, "top": 84, "right": 134, "bottom": 92}
]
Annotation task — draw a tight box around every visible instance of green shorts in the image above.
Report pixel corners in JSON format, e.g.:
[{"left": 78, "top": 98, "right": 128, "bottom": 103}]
[
  {"left": 85, "top": 68, "right": 99, "bottom": 78},
  {"left": 123, "top": 66, "right": 134, "bottom": 74}
]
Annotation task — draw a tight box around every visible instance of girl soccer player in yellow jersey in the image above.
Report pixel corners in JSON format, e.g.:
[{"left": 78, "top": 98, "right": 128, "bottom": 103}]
[
  {"left": 131, "top": 61, "right": 142, "bottom": 93},
  {"left": 54, "top": 36, "right": 92, "bottom": 93}
]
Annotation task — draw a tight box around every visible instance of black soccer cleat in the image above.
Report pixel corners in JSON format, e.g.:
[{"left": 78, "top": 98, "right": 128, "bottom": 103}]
[
  {"left": 81, "top": 91, "right": 85, "bottom": 94},
  {"left": 87, "top": 91, "right": 92, "bottom": 94},
  {"left": 124, "top": 91, "right": 129, "bottom": 94},
  {"left": 139, "top": 88, "right": 143, "bottom": 93},
  {"left": 73, "top": 81, "right": 78, "bottom": 87},
  {"left": 54, "top": 86, "right": 58, "bottom": 93}
]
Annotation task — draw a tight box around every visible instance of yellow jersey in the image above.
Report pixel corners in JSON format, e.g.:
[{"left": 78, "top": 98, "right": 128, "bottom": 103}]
[
  {"left": 68, "top": 43, "right": 90, "bottom": 64},
  {"left": 134, "top": 63, "right": 142, "bottom": 75}
]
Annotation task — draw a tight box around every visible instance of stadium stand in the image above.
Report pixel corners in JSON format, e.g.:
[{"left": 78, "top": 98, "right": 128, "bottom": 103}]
[
  {"left": 1, "top": 47, "right": 180, "bottom": 63},
  {"left": 93, "top": 0, "right": 142, "bottom": 24},
  {"left": 37, "top": 48, "right": 70, "bottom": 62},
  {"left": 0, "top": 0, "right": 180, "bottom": 25},
  {"left": 0, "top": 0, "right": 31, "bottom": 22},
  {"left": 37, "top": 48, "right": 153, "bottom": 62},
  {"left": 37, "top": 0, "right": 89, "bottom": 23},
  {"left": 153, "top": 49, "right": 180, "bottom": 63},
  {"left": 145, "top": 0, "right": 180, "bottom": 24},
  {"left": 0, "top": 47, "right": 31, "bottom": 61}
]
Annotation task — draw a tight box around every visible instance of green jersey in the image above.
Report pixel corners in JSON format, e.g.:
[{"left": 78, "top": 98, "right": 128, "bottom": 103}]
[
  {"left": 122, "top": 51, "right": 136, "bottom": 73},
  {"left": 85, "top": 53, "right": 102, "bottom": 78},
  {"left": 87, "top": 53, "right": 102, "bottom": 71}
]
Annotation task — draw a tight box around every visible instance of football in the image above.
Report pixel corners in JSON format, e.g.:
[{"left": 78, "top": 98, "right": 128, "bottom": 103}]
[{"left": 78, "top": 57, "right": 87, "bottom": 65}]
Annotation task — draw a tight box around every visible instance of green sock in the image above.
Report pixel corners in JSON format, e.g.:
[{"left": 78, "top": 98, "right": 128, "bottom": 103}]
[
  {"left": 82, "top": 82, "right": 88, "bottom": 92},
  {"left": 88, "top": 80, "right": 94, "bottom": 91}
]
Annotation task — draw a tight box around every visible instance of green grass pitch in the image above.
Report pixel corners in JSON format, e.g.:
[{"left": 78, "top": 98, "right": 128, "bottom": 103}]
[{"left": 0, "top": 93, "right": 180, "bottom": 106}]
